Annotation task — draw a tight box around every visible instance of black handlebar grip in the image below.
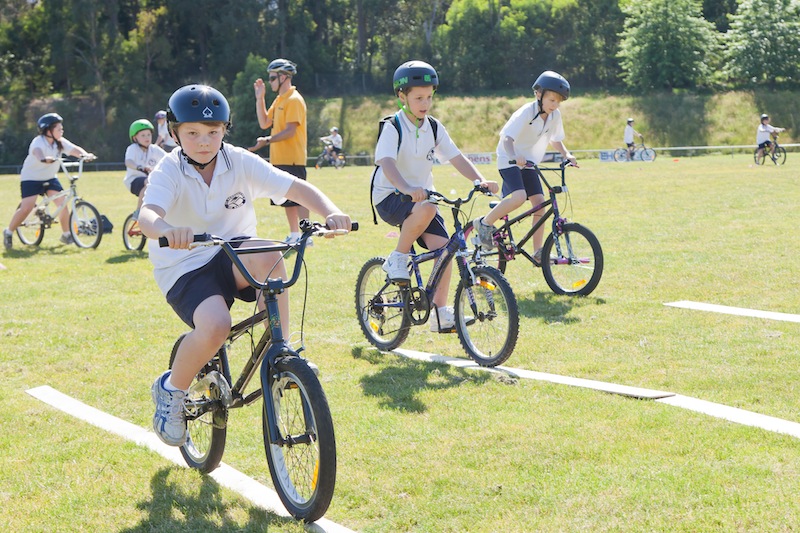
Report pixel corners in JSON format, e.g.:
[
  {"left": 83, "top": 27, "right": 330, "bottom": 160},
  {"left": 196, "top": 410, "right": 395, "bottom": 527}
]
[{"left": 158, "top": 233, "right": 209, "bottom": 247}]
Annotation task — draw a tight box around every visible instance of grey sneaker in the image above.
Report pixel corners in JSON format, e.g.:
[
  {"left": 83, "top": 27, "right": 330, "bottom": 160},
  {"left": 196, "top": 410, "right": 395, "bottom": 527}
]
[
  {"left": 382, "top": 250, "right": 410, "bottom": 282},
  {"left": 532, "top": 248, "right": 544, "bottom": 267},
  {"left": 3, "top": 228, "right": 11, "bottom": 250},
  {"left": 151, "top": 370, "right": 187, "bottom": 446},
  {"left": 59, "top": 233, "right": 74, "bottom": 245},
  {"left": 473, "top": 218, "right": 496, "bottom": 249}
]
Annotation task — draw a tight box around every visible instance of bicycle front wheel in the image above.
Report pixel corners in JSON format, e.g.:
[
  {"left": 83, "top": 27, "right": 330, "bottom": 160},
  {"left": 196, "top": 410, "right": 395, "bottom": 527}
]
[
  {"left": 541, "top": 223, "right": 603, "bottom": 296},
  {"left": 263, "top": 356, "right": 336, "bottom": 523},
  {"left": 773, "top": 146, "right": 787, "bottom": 165},
  {"left": 355, "top": 257, "right": 410, "bottom": 351},
  {"left": 16, "top": 203, "right": 44, "bottom": 246},
  {"left": 122, "top": 213, "right": 147, "bottom": 251},
  {"left": 641, "top": 148, "right": 656, "bottom": 161},
  {"left": 70, "top": 200, "right": 102, "bottom": 248},
  {"left": 613, "top": 148, "right": 629, "bottom": 162},
  {"left": 169, "top": 334, "right": 228, "bottom": 473},
  {"left": 455, "top": 266, "right": 519, "bottom": 367}
]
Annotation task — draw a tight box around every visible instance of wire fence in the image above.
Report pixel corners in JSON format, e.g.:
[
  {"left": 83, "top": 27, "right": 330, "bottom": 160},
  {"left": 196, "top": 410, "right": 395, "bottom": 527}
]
[{"left": 1, "top": 143, "right": 797, "bottom": 174}]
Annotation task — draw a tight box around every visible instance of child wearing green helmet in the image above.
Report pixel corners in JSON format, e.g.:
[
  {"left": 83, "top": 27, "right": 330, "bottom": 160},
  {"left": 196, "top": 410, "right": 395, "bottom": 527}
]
[{"left": 124, "top": 119, "right": 167, "bottom": 219}]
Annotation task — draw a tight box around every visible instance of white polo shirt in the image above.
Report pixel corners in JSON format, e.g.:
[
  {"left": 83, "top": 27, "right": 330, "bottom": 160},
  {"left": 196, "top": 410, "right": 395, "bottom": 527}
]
[
  {"left": 756, "top": 124, "right": 779, "bottom": 144},
  {"left": 123, "top": 143, "right": 167, "bottom": 189},
  {"left": 20, "top": 135, "right": 77, "bottom": 182},
  {"left": 371, "top": 112, "right": 460, "bottom": 206},
  {"left": 624, "top": 124, "right": 636, "bottom": 144},
  {"left": 143, "top": 143, "right": 295, "bottom": 295},
  {"left": 496, "top": 102, "right": 565, "bottom": 170}
]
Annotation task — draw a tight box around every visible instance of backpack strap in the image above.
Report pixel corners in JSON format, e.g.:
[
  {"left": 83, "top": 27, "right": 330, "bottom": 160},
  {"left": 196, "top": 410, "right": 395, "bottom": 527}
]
[{"left": 370, "top": 114, "right": 402, "bottom": 224}]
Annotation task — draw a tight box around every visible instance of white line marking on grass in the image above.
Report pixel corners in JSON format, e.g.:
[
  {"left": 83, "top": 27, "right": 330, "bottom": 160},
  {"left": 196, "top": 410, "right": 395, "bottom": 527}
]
[
  {"left": 392, "top": 348, "right": 800, "bottom": 440},
  {"left": 25, "top": 385, "right": 356, "bottom": 533},
  {"left": 665, "top": 300, "right": 800, "bottom": 323}
]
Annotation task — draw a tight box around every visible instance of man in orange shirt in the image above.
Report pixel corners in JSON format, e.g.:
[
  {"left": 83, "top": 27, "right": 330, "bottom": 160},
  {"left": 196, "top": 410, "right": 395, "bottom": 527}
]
[{"left": 251, "top": 58, "right": 309, "bottom": 243}]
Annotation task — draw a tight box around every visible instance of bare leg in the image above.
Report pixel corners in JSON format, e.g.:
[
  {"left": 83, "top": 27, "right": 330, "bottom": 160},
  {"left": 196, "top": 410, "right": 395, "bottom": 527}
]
[
  {"left": 170, "top": 295, "right": 232, "bottom": 390},
  {"left": 7, "top": 196, "right": 38, "bottom": 232}
]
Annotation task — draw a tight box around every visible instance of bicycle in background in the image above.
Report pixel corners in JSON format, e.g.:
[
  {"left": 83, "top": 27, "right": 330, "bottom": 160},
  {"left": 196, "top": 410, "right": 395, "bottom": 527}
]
[
  {"left": 315, "top": 139, "right": 346, "bottom": 169},
  {"left": 754, "top": 134, "right": 787, "bottom": 165},
  {"left": 122, "top": 212, "right": 146, "bottom": 251},
  {"left": 162, "top": 220, "right": 356, "bottom": 523},
  {"left": 15, "top": 156, "right": 103, "bottom": 249},
  {"left": 464, "top": 161, "right": 603, "bottom": 296},
  {"left": 614, "top": 138, "right": 656, "bottom": 162},
  {"left": 355, "top": 184, "right": 519, "bottom": 367}
]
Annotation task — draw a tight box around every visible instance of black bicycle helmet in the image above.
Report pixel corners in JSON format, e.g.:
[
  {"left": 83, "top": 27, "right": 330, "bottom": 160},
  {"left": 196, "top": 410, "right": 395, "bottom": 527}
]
[
  {"left": 392, "top": 60, "right": 439, "bottom": 95},
  {"left": 166, "top": 84, "right": 230, "bottom": 127},
  {"left": 267, "top": 58, "right": 297, "bottom": 75},
  {"left": 37, "top": 113, "right": 63, "bottom": 135},
  {"left": 532, "top": 71, "right": 570, "bottom": 100}
]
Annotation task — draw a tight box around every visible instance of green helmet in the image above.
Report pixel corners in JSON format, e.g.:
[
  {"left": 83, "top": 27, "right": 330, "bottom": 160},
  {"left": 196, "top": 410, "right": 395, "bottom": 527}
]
[{"left": 129, "top": 119, "right": 154, "bottom": 143}]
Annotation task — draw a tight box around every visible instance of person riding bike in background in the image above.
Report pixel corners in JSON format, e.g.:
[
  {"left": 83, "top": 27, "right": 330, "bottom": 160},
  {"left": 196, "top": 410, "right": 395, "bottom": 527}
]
[
  {"left": 3, "top": 113, "right": 95, "bottom": 250},
  {"left": 124, "top": 119, "right": 167, "bottom": 220},
  {"left": 472, "top": 71, "right": 578, "bottom": 263},
  {"left": 756, "top": 113, "right": 785, "bottom": 161},
  {"left": 154, "top": 110, "right": 178, "bottom": 152},
  {"left": 316, "top": 126, "right": 343, "bottom": 169},
  {"left": 624, "top": 117, "right": 643, "bottom": 161}
]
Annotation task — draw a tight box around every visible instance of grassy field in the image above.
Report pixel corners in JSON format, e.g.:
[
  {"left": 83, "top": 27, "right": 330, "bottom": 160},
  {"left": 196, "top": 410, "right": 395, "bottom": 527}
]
[{"left": 2, "top": 155, "right": 800, "bottom": 531}]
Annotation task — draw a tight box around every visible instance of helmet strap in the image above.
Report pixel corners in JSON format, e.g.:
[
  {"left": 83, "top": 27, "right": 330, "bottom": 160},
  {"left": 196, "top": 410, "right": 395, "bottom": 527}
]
[
  {"left": 182, "top": 151, "right": 218, "bottom": 170},
  {"left": 396, "top": 95, "right": 425, "bottom": 136}
]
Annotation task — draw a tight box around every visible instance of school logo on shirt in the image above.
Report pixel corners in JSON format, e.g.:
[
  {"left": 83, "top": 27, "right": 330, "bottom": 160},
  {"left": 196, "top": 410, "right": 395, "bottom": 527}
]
[
  {"left": 225, "top": 192, "right": 246, "bottom": 209},
  {"left": 427, "top": 148, "right": 435, "bottom": 162}
]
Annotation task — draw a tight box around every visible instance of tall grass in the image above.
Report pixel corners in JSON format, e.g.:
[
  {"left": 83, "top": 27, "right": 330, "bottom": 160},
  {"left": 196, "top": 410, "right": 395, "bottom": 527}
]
[{"left": 2, "top": 155, "right": 800, "bottom": 531}]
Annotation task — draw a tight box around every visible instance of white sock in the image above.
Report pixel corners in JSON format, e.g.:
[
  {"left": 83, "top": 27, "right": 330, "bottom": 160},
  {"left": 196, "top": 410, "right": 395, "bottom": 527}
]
[
  {"left": 62, "top": 231, "right": 71, "bottom": 237},
  {"left": 164, "top": 375, "right": 181, "bottom": 391},
  {"left": 290, "top": 232, "right": 301, "bottom": 239}
]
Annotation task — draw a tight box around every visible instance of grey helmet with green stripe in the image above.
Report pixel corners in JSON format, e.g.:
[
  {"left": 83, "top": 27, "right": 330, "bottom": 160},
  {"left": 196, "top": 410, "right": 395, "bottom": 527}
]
[{"left": 392, "top": 60, "right": 438, "bottom": 95}]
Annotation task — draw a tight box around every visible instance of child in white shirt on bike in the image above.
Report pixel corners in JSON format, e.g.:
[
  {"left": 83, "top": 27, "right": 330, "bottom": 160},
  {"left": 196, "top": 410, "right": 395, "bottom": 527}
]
[{"left": 124, "top": 119, "right": 167, "bottom": 219}]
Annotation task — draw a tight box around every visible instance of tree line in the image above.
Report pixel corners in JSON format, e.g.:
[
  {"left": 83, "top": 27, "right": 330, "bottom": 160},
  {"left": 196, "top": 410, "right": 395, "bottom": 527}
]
[{"left": 0, "top": 0, "right": 798, "bottom": 165}]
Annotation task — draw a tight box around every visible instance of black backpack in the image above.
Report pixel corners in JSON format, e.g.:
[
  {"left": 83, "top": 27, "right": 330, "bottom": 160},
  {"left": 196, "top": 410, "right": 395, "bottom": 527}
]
[{"left": 370, "top": 112, "right": 440, "bottom": 224}]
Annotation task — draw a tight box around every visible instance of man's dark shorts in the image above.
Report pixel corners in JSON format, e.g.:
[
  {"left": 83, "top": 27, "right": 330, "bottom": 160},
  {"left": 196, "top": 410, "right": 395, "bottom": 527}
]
[
  {"left": 273, "top": 164, "right": 307, "bottom": 208},
  {"left": 499, "top": 166, "right": 543, "bottom": 198},
  {"left": 21, "top": 179, "right": 63, "bottom": 198},
  {"left": 376, "top": 192, "right": 448, "bottom": 250},
  {"left": 166, "top": 240, "right": 257, "bottom": 328}
]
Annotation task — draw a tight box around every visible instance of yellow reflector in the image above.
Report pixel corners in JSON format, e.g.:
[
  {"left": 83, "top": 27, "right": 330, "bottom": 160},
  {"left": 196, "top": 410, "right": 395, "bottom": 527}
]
[
  {"left": 370, "top": 320, "right": 379, "bottom": 332},
  {"left": 479, "top": 279, "right": 496, "bottom": 290},
  {"left": 313, "top": 460, "right": 320, "bottom": 489},
  {"left": 572, "top": 279, "right": 587, "bottom": 289}
]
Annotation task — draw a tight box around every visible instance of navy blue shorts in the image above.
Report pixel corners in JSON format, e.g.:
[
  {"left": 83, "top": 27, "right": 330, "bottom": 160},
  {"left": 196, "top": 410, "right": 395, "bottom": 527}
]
[
  {"left": 21, "top": 179, "right": 63, "bottom": 198},
  {"left": 272, "top": 165, "right": 306, "bottom": 208},
  {"left": 758, "top": 141, "right": 772, "bottom": 150},
  {"left": 129, "top": 176, "right": 147, "bottom": 197},
  {"left": 375, "top": 192, "right": 448, "bottom": 250},
  {"left": 499, "top": 166, "right": 543, "bottom": 198},
  {"left": 166, "top": 241, "right": 257, "bottom": 328}
]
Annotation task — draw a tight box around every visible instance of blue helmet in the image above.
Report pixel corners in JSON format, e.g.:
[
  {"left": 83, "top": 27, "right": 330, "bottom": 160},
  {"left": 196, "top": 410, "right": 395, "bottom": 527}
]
[
  {"left": 532, "top": 71, "right": 570, "bottom": 100},
  {"left": 37, "top": 113, "right": 63, "bottom": 135},
  {"left": 166, "top": 85, "right": 230, "bottom": 127}
]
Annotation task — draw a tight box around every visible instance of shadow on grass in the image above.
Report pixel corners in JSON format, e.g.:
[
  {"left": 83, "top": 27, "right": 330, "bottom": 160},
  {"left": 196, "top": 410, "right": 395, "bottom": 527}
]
[
  {"left": 352, "top": 345, "right": 492, "bottom": 413},
  {"left": 2, "top": 243, "right": 75, "bottom": 259},
  {"left": 516, "top": 291, "right": 606, "bottom": 323},
  {"left": 106, "top": 251, "right": 148, "bottom": 264},
  {"left": 119, "top": 467, "right": 297, "bottom": 532}
]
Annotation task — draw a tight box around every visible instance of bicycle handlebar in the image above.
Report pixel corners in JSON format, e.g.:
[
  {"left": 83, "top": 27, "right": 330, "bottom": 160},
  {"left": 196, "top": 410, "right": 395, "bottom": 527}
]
[
  {"left": 509, "top": 159, "right": 573, "bottom": 170},
  {"left": 398, "top": 181, "right": 493, "bottom": 205}
]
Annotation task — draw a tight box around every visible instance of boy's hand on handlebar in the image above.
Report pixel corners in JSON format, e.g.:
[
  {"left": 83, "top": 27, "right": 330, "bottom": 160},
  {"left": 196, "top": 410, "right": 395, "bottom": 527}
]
[
  {"left": 403, "top": 186, "right": 428, "bottom": 203},
  {"left": 514, "top": 156, "right": 527, "bottom": 167},
  {"left": 160, "top": 227, "right": 195, "bottom": 249},
  {"left": 565, "top": 154, "right": 579, "bottom": 168},
  {"left": 82, "top": 153, "right": 97, "bottom": 162},
  {"left": 323, "top": 213, "right": 352, "bottom": 237},
  {"left": 478, "top": 180, "right": 499, "bottom": 194}
]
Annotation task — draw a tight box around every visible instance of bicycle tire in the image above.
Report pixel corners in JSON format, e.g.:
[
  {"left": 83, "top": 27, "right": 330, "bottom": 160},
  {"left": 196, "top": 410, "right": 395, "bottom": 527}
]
[
  {"left": 541, "top": 223, "right": 603, "bottom": 296},
  {"left": 754, "top": 148, "right": 766, "bottom": 165},
  {"left": 641, "top": 148, "right": 656, "bottom": 162},
  {"left": 15, "top": 203, "right": 44, "bottom": 246},
  {"left": 463, "top": 224, "right": 508, "bottom": 274},
  {"left": 774, "top": 146, "right": 787, "bottom": 165},
  {"left": 263, "top": 356, "right": 336, "bottom": 522},
  {"left": 613, "top": 148, "right": 629, "bottom": 162},
  {"left": 122, "top": 213, "right": 147, "bottom": 251},
  {"left": 355, "top": 257, "right": 411, "bottom": 351},
  {"left": 169, "top": 334, "right": 228, "bottom": 473},
  {"left": 454, "top": 266, "right": 519, "bottom": 367},
  {"left": 70, "top": 200, "right": 102, "bottom": 248}
]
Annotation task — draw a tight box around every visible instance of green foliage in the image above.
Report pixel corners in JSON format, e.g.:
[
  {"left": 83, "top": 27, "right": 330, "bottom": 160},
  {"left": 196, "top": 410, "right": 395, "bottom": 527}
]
[
  {"left": 723, "top": 0, "right": 800, "bottom": 85},
  {"left": 618, "top": 0, "right": 720, "bottom": 91},
  {"left": 229, "top": 54, "right": 271, "bottom": 149}
]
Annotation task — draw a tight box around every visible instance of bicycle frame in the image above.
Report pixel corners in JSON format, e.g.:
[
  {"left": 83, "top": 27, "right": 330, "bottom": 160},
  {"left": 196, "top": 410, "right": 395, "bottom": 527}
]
[{"left": 29, "top": 160, "right": 86, "bottom": 226}]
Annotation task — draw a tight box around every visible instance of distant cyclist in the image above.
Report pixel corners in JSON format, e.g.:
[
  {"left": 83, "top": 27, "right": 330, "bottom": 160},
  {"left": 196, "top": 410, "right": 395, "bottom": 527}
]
[
  {"left": 623, "top": 117, "right": 643, "bottom": 160},
  {"left": 317, "top": 126, "right": 343, "bottom": 168},
  {"left": 756, "top": 113, "right": 785, "bottom": 161}
]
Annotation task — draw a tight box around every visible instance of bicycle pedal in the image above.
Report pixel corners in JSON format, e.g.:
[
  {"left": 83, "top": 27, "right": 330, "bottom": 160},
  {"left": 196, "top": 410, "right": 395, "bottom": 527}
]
[{"left": 434, "top": 327, "right": 457, "bottom": 334}]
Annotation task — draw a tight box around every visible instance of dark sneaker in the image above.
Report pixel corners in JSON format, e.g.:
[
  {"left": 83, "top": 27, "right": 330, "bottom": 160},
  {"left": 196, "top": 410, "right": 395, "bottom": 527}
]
[
  {"left": 473, "top": 218, "right": 496, "bottom": 249},
  {"left": 59, "top": 233, "right": 74, "bottom": 245},
  {"left": 151, "top": 370, "right": 187, "bottom": 446},
  {"left": 3, "top": 229, "right": 11, "bottom": 250}
]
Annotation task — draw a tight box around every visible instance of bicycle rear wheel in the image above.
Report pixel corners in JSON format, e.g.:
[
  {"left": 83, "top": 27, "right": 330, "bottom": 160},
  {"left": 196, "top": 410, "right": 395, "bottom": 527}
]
[
  {"left": 613, "top": 148, "right": 629, "bottom": 162},
  {"left": 16, "top": 204, "right": 44, "bottom": 246},
  {"left": 70, "top": 200, "right": 102, "bottom": 248},
  {"left": 773, "top": 146, "right": 787, "bottom": 165},
  {"left": 122, "top": 213, "right": 147, "bottom": 251},
  {"left": 454, "top": 266, "right": 519, "bottom": 367},
  {"left": 541, "top": 223, "right": 603, "bottom": 296},
  {"left": 641, "top": 148, "right": 656, "bottom": 161},
  {"left": 754, "top": 149, "right": 766, "bottom": 165},
  {"left": 169, "top": 334, "right": 228, "bottom": 473},
  {"left": 263, "top": 356, "right": 336, "bottom": 522},
  {"left": 355, "top": 257, "right": 411, "bottom": 351}
]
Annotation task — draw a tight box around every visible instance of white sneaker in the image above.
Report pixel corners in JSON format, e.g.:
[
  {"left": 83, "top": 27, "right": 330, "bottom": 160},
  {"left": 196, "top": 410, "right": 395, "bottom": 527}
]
[
  {"left": 382, "top": 251, "right": 410, "bottom": 281},
  {"left": 3, "top": 228, "right": 11, "bottom": 250},
  {"left": 430, "top": 306, "right": 456, "bottom": 332},
  {"left": 151, "top": 370, "right": 187, "bottom": 446}
]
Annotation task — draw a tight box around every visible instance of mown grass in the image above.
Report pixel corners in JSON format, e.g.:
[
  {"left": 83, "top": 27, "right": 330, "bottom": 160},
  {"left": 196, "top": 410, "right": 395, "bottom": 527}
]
[{"left": 2, "top": 155, "right": 800, "bottom": 531}]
